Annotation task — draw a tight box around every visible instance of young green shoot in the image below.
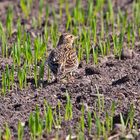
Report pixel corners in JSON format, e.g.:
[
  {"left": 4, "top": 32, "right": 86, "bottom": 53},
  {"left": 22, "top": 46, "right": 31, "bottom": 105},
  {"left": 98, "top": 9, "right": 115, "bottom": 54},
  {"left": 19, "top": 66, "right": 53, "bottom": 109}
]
[
  {"left": 44, "top": 101, "right": 53, "bottom": 133},
  {"left": 80, "top": 104, "right": 85, "bottom": 132},
  {"left": 29, "top": 106, "right": 43, "bottom": 139},
  {"left": 18, "top": 121, "right": 24, "bottom": 140},
  {"left": 3, "top": 123, "right": 11, "bottom": 140},
  {"left": 38, "top": 0, "right": 44, "bottom": 27},
  {"left": 0, "top": 22, "right": 7, "bottom": 58},
  {"left": 87, "top": 108, "right": 92, "bottom": 134},
  {"left": 65, "top": 93, "right": 73, "bottom": 121},
  {"left": 2, "top": 71, "right": 6, "bottom": 95},
  {"left": 6, "top": 5, "right": 13, "bottom": 37}
]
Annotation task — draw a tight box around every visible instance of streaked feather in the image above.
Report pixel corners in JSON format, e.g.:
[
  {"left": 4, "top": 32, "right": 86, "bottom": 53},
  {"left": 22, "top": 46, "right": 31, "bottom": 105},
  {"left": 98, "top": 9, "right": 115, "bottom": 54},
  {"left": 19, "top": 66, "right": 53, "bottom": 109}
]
[{"left": 48, "top": 33, "right": 78, "bottom": 80}]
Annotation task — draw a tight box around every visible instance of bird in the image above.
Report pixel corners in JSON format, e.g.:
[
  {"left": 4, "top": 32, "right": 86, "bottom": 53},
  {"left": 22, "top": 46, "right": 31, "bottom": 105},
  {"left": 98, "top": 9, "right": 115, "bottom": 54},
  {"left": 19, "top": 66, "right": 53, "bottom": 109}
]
[{"left": 48, "top": 33, "right": 79, "bottom": 82}]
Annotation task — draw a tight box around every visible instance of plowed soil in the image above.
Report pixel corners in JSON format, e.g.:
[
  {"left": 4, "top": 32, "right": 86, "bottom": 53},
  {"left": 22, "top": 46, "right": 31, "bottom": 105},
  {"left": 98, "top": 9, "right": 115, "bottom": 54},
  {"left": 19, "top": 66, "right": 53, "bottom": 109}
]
[{"left": 0, "top": 0, "right": 140, "bottom": 139}]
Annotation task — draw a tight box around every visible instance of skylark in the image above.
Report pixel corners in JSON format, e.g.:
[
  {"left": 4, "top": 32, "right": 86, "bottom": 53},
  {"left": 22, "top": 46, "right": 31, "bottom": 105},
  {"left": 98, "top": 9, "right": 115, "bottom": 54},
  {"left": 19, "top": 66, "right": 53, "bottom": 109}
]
[{"left": 48, "top": 33, "right": 78, "bottom": 82}]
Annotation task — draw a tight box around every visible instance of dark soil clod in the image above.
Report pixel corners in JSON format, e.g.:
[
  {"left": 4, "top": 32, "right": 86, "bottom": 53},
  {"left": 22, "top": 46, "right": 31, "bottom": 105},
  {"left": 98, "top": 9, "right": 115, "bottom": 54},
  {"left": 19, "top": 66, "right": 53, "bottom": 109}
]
[
  {"left": 112, "top": 75, "right": 129, "bottom": 86},
  {"left": 13, "top": 104, "right": 22, "bottom": 111},
  {"left": 132, "top": 65, "right": 140, "bottom": 71},
  {"left": 106, "top": 62, "right": 114, "bottom": 67},
  {"left": 76, "top": 95, "right": 81, "bottom": 103},
  {"left": 85, "top": 66, "right": 100, "bottom": 75}
]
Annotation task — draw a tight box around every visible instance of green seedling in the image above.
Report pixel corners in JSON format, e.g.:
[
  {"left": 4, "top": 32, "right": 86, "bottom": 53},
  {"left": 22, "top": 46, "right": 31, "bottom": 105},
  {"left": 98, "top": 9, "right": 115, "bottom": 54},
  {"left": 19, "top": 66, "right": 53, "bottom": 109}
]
[
  {"left": 125, "top": 104, "right": 135, "bottom": 130},
  {"left": 0, "top": 22, "right": 7, "bottom": 58},
  {"left": 110, "top": 101, "right": 115, "bottom": 130},
  {"left": 57, "top": 101, "right": 62, "bottom": 127},
  {"left": 94, "top": 111, "right": 102, "bottom": 138},
  {"left": 65, "top": 0, "right": 69, "bottom": 16},
  {"left": 10, "top": 65, "right": 14, "bottom": 91},
  {"left": 80, "top": 104, "right": 85, "bottom": 132},
  {"left": 120, "top": 113, "right": 125, "bottom": 127},
  {"left": 133, "top": 2, "right": 140, "bottom": 27},
  {"left": 18, "top": 66, "right": 26, "bottom": 90},
  {"left": 3, "top": 123, "right": 11, "bottom": 140},
  {"left": 18, "top": 121, "right": 24, "bottom": 140},
  {"left": 45, "top": 4, "right": 49, "bottom": 23},
  {"left": 94, "top": 0, "right": 105, "bottom": 17},
  {"left": 132, "top": 24, "right": 135, "bottom": 49},
  {"left": 127, "top": 22, "right": 131, "bottom": 48},
  {"left": 53, "top": 101, "right": 62, "bottom": 129},
  {"left": 17, "top": 18, "right": 22, "bottom": 42},
  {"left": 12, "top": 41, "right": 21, "bottom": 66},
  {"left": 66, "top": 14, "right": 72, "bottom": 31},
  {"left": 29, "top": 106, "right": 43, "bottom": 139},
  {"left": 100, "top": 10, "right": 104, "bottom": 39},
  {"left": 87, "top": 0, "right": 93, "bottom": 21},
  {"left": 38, "top": 0, "right": 44, "bottom": 27},
  {"left": 59, "top": 0, "right": 64, "bottom": 19},
  {"left": 113, "top": 32, "right": 124, "bottom": 58},
  {"left": 44, "top": 101, "right": 53, "bottom": 133},
  {"left": 99, "top": 40, "right": 106, "bottom": 56},
  {"left": 121, "top": 11, "right": 127, "bottom": 33},
  {"left": 5, "top": 65, "right": 10, "bottom": 92},
  {"left": 20, "top": 0, "right": 33, "bottom": 19},
  {"left": 72, "top": 0, "right": 84, "bottom": 25},
  {"left": 39, "top": 58, "right": 45, "bottom": 81},
  {"left": 87, "top": 108, "right": 92, "bottom": 134},
  {"left": 95, "top": 85, "right": 104, "bottom": 114},
  {"left": 6, "top": 5, "right": 13, "bottom": 37},
  {"left": 91, "top": 19, "right": 97, "bottom": 44},
  {"left": 1, "top": 66, "right": 11, "bottom": 95},
  {"left": 81, "top": 29, "right": 91, "bottom": 63},
  {"left": 77, "top": 131, "right": 84, "bottom": 140},
  {"left": 44, "top": 24, "right": 49, "bottom": 43},
  {"left": 32, "top": 17, "right": 38, "bottom": 29},
  {"left": 51, "top": 23, "right": 58, "bottom": 48},
  {"left": 34, "top": 36, "right": 46, "bottom": 63},
  {"left": 78, "top": 39, "right": 84, "bottom": 63},
  {"left": 108, "top": 0, "right": 114, "bottom": 24},
  {"left": 2, "top": 71, "right": 6, "bottom": 95},
  {"left": 0, "top": 130, "right": 1, "bottom": 140},
  {"left": 92, "top": 46, "right": 98, "bottom": 65},
  {"left": 34, "top": 64, "right": 38, "bottom": 88},
  {"left": 65, "top": 93, "right": 73, "bottom": 121},
  {"left": 99, "top": 38, "right": 110, "bottom": 56}
]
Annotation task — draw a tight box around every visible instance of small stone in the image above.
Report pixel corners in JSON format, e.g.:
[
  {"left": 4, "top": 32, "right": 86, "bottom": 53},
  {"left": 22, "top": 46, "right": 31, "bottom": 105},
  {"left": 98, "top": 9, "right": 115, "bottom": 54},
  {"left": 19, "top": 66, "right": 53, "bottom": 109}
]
[{"left": 125, "top": 133, "right": 134, "bottom": 139}]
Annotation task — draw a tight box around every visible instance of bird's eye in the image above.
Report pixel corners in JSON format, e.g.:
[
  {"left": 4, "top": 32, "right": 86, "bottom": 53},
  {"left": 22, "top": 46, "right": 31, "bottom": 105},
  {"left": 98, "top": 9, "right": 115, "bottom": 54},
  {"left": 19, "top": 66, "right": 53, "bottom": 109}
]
[{"left": 70, "top": 35, "right": 73, "bottom": 38}]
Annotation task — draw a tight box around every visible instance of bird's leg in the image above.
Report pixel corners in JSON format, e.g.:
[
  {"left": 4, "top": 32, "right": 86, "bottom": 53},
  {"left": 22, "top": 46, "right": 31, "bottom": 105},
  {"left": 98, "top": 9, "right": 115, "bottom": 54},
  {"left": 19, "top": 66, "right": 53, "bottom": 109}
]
[{"left": 67, "top": 72, "right": 75, "bottom": 83}]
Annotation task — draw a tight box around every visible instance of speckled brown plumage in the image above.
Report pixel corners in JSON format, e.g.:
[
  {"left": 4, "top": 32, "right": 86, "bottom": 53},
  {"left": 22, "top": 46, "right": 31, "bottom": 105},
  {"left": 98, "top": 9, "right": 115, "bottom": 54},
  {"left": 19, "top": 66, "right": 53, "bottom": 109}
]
[{"left": 48, "top": 33, "right": 78, "bottom": 81}]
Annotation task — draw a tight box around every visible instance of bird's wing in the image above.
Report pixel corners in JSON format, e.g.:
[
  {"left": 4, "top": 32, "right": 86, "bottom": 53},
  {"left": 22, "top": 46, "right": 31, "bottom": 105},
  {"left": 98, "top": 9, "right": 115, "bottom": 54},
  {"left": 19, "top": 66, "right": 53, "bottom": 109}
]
[
  {"left": 65, "top": 47, "right": 78, "bottom": 72},
  {"left": 48, "top": 49, "right": 60, "bottom": 74}
]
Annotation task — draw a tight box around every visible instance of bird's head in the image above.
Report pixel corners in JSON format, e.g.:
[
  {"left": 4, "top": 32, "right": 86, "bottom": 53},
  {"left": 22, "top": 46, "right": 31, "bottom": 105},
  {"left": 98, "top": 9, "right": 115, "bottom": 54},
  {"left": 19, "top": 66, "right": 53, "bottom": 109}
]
[{"left": 58, "top": 33, "right": 78, "bottom": 45}]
